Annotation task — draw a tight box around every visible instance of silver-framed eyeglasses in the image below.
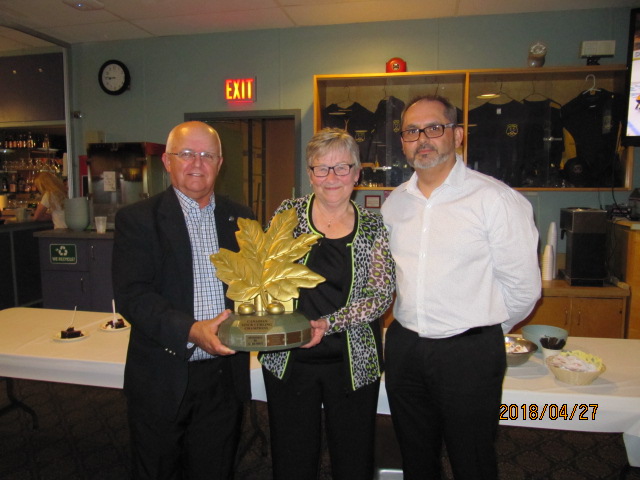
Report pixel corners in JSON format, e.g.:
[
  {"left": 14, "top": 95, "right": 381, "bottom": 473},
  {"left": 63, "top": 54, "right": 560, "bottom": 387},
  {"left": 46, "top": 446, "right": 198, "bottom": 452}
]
[
  {"left": 400, "top": 123, "right": 456, "bottom": 142},
  {"left": 308, "top": 163, "right": 355, "bottom": 177},
  {"left": 166, "top": 150, "right": 221, "bottom": 162}
]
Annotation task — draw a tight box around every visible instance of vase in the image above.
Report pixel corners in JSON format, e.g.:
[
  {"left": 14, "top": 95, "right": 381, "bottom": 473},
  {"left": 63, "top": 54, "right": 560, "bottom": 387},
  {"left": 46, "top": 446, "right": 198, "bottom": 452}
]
[{"left": 65, "top": 197, "right": 89, "bottom": 231}]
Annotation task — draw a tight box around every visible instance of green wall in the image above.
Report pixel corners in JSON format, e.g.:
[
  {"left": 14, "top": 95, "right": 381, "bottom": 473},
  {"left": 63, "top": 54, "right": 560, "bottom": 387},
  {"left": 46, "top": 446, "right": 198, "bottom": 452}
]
[{"left": 68, "top": 7, "right": 638, "bottom": 252}]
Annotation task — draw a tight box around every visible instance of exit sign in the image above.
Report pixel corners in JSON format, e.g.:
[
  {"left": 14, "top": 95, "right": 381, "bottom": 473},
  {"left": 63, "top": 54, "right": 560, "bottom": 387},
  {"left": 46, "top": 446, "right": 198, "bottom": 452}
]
[{"left": 225, "top": 78, "right": 256, "bottom": 103}]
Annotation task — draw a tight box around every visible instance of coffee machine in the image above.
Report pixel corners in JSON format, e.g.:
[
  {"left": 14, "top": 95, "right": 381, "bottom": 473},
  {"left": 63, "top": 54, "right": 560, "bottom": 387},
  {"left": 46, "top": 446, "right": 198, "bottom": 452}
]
[{"left": 560, "top": 207, "right": 607, "bottom": 286}]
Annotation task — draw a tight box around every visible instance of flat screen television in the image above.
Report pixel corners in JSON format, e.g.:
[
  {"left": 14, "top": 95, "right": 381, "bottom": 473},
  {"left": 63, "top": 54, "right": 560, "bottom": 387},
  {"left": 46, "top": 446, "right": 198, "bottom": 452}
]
[{"left": 623, "top": 8, "right": 640, "bottom": 146}]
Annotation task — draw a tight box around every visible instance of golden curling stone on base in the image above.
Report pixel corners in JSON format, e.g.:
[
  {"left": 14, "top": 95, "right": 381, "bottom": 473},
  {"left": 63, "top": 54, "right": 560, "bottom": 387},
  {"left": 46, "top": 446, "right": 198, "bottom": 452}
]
[{"left": 210, "top": 208, "right": 325, "bottom": 352}]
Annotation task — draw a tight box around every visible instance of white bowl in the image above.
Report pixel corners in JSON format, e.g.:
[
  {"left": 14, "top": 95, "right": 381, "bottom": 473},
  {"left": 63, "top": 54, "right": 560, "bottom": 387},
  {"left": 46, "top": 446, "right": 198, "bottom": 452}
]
[{"left": 521, "top": 325, "right": 568, "bottom": 351}]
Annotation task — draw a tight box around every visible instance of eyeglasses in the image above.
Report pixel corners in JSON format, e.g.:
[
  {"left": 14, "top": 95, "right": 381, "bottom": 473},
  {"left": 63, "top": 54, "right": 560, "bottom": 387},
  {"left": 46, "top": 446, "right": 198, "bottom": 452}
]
[
  {"left": 166, "top": 150, "right": 221, "bottom": 162},
  {"left": 308, "top": 163, "right": 355, "bottom": 177},
  {"left": 400, "top": 123, "right": 456, "bottom": 142}
]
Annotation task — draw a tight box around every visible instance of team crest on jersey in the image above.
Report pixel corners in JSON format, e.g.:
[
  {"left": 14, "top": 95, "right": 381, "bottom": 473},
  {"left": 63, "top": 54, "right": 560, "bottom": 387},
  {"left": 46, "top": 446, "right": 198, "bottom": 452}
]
[
  {"left": 505, "top": 124, "right": 519, "bottom": 137},
  {"left": 354, "top": 130, "right": 367, "bottom": 143},
  {"left": 393, "top": 120, "right": 401, "bottom": 133}
]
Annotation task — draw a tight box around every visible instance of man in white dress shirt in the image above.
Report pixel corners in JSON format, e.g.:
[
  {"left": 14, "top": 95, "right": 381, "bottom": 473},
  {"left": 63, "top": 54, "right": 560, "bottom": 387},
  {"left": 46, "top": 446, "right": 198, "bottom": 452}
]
[{"left": 381, "top": 95, "right": 541, "bottom": 479}]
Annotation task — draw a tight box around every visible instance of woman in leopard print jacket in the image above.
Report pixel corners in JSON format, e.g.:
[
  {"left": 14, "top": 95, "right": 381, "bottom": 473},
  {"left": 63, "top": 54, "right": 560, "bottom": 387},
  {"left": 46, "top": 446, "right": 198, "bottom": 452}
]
[{"left": 259, "top": 128, "right": 395, "bottom": 480}]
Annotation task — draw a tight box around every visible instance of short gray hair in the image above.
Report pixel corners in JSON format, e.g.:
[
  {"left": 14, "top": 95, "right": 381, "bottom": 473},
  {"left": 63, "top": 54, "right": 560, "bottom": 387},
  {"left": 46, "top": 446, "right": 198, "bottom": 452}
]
[{"left": 306, "top": 128, "right": 360, "bottom": 168}]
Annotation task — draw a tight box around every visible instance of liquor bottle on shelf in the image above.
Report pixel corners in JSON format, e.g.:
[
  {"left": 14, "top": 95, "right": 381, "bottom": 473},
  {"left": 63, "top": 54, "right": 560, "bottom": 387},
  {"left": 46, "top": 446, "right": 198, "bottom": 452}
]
[
  {"left": 9, "top": 174, "right": 17, "bottom": 193},
  {"left": 24, "top": 172, "right": 32, "bottom": 193},
  {"left": 1, "top": 176, "right": 8, "bottom": 193},
  {"left": 17, "top": 173, "right": 26, "bottom": 193}
]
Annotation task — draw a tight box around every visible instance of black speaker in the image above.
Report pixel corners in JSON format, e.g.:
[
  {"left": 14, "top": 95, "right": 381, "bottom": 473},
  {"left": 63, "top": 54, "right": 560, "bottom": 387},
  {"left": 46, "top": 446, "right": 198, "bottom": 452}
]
[{"left": 560, "top": 208, "right": 607, "bottom": 286}]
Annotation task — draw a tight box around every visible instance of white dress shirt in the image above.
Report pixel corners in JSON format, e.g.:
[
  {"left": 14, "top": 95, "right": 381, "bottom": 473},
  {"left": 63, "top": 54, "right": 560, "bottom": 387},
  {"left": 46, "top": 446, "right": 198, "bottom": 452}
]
[{"left": 381, "top": 155, "right": 541, "bottom": 338}]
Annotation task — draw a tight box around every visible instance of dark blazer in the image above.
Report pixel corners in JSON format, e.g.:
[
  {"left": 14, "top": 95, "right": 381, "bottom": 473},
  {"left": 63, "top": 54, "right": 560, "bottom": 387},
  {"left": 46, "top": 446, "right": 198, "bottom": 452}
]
[{"left": 112, "top": 187, "right": 253, "bottom": 420}]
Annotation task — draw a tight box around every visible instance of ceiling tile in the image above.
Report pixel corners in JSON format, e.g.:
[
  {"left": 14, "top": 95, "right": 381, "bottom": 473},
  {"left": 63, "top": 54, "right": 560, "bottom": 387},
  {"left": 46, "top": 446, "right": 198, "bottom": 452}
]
[
  {"left": 133, "top": 8, "right": 293, "bottom": 36},
  {"left": 41, "top": 21, "right": 152, "bottom": 44},
  {"left": 101, "top": 0, "right": 280, "bottom": 20},
  {"left": 0, "top": 0, "right": 120, "bottom": 28},
  {"left": 286, "top": 0, "right": 457, "bottom": 26},
  {"left": 0, "top": 0, "right": 631, "bottom": 50}
]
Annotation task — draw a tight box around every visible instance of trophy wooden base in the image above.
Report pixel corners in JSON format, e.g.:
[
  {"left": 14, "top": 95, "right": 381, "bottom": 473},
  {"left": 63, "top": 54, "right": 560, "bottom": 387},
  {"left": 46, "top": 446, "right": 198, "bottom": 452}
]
[{"left": 218, "top": 311, "right": 311, "bottom": 352}]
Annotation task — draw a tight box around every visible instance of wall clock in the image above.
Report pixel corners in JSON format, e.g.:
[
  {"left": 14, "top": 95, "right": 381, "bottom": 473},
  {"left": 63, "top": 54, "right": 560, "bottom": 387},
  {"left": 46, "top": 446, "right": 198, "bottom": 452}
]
[{"left": 98, "top": 60, "right": 131, "bottom": 95}]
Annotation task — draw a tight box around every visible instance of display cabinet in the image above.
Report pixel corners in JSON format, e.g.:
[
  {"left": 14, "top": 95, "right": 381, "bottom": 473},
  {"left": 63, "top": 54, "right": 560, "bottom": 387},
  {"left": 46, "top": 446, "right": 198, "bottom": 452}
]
[{"left": 313, "top": 65, "right": 632, "bottom": 191}]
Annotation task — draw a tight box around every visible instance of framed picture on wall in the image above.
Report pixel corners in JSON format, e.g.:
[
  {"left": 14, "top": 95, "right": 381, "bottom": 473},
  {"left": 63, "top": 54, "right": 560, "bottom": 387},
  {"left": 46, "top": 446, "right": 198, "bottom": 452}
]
[{"left": 365, "top": 195, "right": 381, "bottom": 209}]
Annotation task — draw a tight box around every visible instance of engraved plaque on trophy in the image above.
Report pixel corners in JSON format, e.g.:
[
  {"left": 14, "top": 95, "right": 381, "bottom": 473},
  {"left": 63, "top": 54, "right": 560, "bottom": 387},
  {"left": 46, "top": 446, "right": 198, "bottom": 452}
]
[{"left": 210, "top": 208, "right": 325, "bottom": 352}]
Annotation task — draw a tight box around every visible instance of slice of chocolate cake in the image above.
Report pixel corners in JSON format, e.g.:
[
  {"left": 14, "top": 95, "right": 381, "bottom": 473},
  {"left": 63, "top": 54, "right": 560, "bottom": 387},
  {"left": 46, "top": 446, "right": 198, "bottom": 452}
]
[
  {"left": 61, "top": 327, "right": 83, "bottom": 339},
  {"left": 104, "top": 318, "right": 126, "bottom": 329}
]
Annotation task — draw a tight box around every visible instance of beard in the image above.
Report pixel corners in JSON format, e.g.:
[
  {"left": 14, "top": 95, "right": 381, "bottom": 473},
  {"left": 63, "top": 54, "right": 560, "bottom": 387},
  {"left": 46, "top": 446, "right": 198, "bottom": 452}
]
[{"left": 406, "top": 142, "right": 450, "bottom": 170}]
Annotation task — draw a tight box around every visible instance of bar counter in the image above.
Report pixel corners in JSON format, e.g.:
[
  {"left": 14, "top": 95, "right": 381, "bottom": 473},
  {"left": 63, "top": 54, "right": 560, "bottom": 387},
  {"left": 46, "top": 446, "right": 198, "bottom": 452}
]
[{"left": 0, "top": 219, "right": 52, "bottom": 309}]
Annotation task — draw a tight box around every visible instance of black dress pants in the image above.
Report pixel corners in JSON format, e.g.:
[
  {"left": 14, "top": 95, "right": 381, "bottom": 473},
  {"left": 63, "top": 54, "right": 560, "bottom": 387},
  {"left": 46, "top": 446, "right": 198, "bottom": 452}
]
[
  {"left": 263, "top": 360, "right": 380, "bottom": 480},
  {"left": 385, "top": 321, "right": 506, "bottom": 480},
  {"left": 127, "top": 357, "right": 244, "bottom": 480}
]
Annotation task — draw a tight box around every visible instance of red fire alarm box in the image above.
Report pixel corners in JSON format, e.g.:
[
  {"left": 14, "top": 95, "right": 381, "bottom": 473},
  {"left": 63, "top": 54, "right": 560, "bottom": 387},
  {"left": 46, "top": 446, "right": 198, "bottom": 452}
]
[{"left": 386, "top": 57, "right": 407, "bottom": 73}]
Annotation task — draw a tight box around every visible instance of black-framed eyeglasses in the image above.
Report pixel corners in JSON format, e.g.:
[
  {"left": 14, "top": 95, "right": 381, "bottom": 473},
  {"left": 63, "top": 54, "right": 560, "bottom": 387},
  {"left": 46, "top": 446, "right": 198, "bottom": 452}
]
[
  {"left": 400, "top": 123, "right": 456, "bottom": 142},
  {"left": 308, "top": 163, "right": 355, "bottom": 177},
  {"left": 166, "top": 150, "right": 221, "bottom": 162}
]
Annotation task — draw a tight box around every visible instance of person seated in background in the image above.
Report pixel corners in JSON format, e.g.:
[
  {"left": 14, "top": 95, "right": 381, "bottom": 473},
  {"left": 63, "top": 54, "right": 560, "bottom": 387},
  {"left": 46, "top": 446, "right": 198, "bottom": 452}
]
[{"left": 33, "top": 171, "right": 67, "bottom": 229}]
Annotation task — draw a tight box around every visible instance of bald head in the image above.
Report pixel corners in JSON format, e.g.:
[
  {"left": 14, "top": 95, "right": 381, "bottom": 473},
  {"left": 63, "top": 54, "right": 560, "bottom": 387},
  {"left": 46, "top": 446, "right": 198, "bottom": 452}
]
[
  {"left": 166, "top": 121, "right": 221, "bottom": 153},
  {"left": 162, "top": 121, "right": 224, "bottom": 208}
]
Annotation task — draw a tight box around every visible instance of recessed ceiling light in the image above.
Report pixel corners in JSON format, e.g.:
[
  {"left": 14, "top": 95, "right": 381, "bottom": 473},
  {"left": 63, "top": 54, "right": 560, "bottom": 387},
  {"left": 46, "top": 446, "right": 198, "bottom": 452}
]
[
  {"left": 477, "top": 93, "right": 500, "bottom": 99},
  {"left": 62, "top": 0, "right": 105, "bottom": 11}
]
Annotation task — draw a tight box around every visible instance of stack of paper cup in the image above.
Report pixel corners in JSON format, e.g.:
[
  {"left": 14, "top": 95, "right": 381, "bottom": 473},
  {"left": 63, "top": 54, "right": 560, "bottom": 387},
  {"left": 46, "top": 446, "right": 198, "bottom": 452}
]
[
  {"left": 546, "top": 221, "right": 557, "bottom": 279},
  {"left": 541, "top": 244, "right": 554, "bottom": 281}
]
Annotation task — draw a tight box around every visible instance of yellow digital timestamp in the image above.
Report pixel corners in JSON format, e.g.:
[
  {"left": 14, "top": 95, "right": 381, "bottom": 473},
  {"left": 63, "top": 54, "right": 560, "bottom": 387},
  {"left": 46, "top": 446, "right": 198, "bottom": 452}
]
[{"left": 499, "top": 404, "right": 598, "bottom": 421}]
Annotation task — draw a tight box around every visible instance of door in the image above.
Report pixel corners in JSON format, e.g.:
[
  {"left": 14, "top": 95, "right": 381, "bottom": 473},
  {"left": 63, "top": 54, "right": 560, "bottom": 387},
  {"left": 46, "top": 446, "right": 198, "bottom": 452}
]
[{"left": 186, "top": 110, "right": 300, "bottom": 227}]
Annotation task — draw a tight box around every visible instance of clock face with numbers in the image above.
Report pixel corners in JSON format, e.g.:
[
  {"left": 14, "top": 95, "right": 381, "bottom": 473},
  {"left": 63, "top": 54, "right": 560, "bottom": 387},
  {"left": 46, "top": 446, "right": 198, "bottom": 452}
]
[{"left": 98, "top": 60, "right": 130, "bottom": 95}]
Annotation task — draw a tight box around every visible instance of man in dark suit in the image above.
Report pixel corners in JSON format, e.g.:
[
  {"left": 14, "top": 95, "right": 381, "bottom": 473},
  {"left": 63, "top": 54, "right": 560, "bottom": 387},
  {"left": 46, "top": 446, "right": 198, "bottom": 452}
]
[{"left": 112, "top": 121, "right": 254, "bottom": 479}]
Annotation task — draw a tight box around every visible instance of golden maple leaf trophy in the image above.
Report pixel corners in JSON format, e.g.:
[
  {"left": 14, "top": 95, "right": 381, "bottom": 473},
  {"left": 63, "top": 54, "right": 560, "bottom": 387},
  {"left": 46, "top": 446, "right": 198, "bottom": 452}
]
[{"left": 210, "top": 208, "right": 325, "bottom": 352}]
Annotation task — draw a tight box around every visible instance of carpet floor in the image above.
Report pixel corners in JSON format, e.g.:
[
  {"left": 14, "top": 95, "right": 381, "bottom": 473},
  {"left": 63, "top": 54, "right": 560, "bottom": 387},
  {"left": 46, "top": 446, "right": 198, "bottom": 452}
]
[{"left": 1, "top": 378, "right": 639, "bottom": 479}]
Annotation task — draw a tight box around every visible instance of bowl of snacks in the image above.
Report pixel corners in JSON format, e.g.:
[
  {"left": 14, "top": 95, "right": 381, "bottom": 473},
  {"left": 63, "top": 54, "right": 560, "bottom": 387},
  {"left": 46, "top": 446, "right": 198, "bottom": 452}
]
[
  {"left": 505, "top": 335, "right": 537, "bottom": 367},
  {"left": 521, "top": 324, "right": 568, "bottom": 351},
  {"left": 545, "top": 350, "right": 605, "bottom": 385}
]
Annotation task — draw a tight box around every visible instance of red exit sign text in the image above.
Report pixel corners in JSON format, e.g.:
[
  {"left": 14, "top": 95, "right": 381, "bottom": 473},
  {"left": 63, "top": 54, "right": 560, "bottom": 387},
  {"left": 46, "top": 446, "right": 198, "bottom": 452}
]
[{"left": 225, "top": 78, "right": 256, "bottom": 102}]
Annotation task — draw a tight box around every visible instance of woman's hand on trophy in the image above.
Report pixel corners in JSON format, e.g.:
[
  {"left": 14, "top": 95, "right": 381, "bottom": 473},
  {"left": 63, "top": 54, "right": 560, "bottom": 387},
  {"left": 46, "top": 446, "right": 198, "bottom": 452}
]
[
  {"left": 300, "top": 318, "right": 330, "bottom": 349},
  {"left": 189, "top": 309, "right": 237, "bottom": 356}
]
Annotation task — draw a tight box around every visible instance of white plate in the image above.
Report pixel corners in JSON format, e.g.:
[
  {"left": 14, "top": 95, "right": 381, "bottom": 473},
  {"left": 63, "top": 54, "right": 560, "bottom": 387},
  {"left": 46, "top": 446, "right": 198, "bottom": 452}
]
[
  {"left": 99, "top": 320, "right": 130, "bottom": 332},
  {"left": 53, "top": 331, "right": 89, "bottom": 342}
]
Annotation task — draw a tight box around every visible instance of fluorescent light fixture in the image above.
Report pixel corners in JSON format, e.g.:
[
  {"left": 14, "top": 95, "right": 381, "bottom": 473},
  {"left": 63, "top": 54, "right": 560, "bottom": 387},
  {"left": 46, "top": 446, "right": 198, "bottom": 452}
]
[
  {"left": 477, "top": 93, "right": 500, "bottom": 99},
  {"left": 62, "top": 0, "right": 105, "bottom": 11}
]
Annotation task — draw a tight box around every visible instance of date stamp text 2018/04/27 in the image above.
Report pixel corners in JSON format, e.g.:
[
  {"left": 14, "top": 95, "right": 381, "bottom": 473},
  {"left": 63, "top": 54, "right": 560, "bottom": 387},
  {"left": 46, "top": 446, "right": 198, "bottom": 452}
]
[{"left": 499, "top": 404, "right": 598, "bottom": 421}]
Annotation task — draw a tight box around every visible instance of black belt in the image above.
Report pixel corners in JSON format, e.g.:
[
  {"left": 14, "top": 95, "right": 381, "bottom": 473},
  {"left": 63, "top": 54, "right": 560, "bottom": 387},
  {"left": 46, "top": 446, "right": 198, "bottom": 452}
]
[
  {"left": 456, "top": 325, "right": 491, "bottom": 338},
  {"left": 413, "top": 324, "right": 498, "bottom": 341}
]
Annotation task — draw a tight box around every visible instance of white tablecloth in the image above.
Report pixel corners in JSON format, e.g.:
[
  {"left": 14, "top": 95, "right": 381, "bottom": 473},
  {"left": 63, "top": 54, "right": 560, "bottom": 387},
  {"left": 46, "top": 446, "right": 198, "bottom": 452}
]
[
  {"left": 0, "top": 308, "right": 128, "bottom": 388},
  {"left": 2, "top": 307, "right": 639, "bottom": 466}
]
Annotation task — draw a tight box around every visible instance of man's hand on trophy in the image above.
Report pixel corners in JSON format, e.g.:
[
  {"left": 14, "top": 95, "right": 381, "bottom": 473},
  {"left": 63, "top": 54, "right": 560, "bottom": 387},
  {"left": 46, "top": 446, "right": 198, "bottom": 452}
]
[
  {"left": 189, "top": 309, "right": 237, "bottom": 356},
  {"left": 300, "top": 318, "right": 330, "bottom": 349}
]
